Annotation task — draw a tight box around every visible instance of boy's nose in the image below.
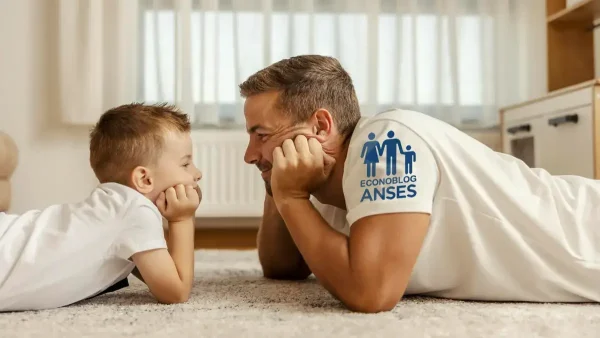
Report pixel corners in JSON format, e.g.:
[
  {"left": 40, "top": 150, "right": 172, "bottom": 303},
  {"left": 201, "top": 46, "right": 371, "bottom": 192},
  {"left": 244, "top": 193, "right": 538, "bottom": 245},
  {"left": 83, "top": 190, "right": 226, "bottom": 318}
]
[{"left": 195, "top": 170, "right": 202, "bottom": 181}]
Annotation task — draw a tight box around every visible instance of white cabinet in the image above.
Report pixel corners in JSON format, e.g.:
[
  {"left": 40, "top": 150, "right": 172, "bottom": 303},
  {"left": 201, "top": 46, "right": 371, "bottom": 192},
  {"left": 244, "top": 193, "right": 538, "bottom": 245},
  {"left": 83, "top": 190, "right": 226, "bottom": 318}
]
[
  {"left": 500, "top": 80, "right": 600, "bottom": 179},
  {"left": 537, "top": 106, "right": 595, "bottom": 177}
]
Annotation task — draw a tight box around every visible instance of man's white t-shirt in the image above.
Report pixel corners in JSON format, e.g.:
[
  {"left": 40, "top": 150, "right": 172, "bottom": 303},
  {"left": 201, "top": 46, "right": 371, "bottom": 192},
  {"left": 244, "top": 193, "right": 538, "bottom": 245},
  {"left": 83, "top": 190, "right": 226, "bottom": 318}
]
[
  {"left": 0, "top": 182, "right": 167, "bottom": 311},
  {"left": 311, "top": 108, "right": 600, "bottom": 302}
]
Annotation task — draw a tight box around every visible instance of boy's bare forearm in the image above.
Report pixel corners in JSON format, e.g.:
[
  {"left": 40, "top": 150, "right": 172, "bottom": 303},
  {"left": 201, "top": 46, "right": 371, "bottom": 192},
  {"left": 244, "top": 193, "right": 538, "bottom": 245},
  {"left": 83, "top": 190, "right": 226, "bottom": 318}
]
[
  {"left": 166, "top": 218, "right": 195, "bottom": 294},
  {"left": 257, "top": 195, "right": 311, "bottom": 280}
]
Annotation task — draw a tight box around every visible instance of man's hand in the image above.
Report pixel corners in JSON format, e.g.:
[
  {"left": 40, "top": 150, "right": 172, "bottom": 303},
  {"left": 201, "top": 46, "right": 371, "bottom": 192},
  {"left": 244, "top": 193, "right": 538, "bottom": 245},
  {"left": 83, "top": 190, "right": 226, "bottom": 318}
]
[
  {"left": 156, "top": 184, "right": 201, "bottom": 222},
  {"left": 271, "top": 135, "right": 335, "bottom": 204}
]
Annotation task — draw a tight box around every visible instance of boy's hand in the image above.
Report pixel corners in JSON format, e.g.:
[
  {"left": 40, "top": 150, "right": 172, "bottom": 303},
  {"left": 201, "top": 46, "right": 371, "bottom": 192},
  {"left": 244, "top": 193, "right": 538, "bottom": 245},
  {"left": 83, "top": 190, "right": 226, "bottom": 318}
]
[{"left": 156, "top": 184, "right": 200, "bottom": 222}]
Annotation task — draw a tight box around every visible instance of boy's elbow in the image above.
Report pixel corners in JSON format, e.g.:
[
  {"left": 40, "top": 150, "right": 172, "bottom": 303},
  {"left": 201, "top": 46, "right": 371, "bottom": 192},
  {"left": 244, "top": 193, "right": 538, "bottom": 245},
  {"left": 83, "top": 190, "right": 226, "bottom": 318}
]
[
  {"left": 155, "top": 287, "right": 191, "bottom": 304},
  {"left": 158, "top": 293, "right": 189, "bottom": 305},
  {"left": 171, "top": 291, "right": 190, "bottom": 304},
  {"left": 342, "top": 286, "right": 403, "bottom": 313}
]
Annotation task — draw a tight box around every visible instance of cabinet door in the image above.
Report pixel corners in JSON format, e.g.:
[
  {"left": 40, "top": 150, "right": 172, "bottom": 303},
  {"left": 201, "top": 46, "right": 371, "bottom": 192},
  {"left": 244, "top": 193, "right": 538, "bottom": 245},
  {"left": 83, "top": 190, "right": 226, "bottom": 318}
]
[
  {"left": 536, "top": 106, "right": 595, "bottom": 178},
  {"left": 504, "top": 117, "right": 537, "bottom": 168}
]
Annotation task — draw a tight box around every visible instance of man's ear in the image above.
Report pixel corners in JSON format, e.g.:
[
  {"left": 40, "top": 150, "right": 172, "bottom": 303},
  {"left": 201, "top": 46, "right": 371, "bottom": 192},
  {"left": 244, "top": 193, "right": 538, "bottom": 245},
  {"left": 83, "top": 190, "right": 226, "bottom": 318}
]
[
  {"left": 130, "top": 166, "right": 154, "bottom": 194},
  {"left": 311, "top": 108, "right": 333, "bottom": 136}
]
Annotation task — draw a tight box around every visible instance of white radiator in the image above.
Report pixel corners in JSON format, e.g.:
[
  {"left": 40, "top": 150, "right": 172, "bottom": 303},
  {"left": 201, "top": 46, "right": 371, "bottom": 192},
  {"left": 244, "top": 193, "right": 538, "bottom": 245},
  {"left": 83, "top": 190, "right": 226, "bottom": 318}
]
[{"left": 191, "top": 130, "right": 265, "bottom": 217}]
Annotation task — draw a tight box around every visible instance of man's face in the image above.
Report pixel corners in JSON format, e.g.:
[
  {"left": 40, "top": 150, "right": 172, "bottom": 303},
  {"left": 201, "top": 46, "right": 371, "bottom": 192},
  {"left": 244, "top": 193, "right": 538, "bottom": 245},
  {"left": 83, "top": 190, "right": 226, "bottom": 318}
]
[{"left": 243, "top": 91, "right": 313, "bottom": 196}]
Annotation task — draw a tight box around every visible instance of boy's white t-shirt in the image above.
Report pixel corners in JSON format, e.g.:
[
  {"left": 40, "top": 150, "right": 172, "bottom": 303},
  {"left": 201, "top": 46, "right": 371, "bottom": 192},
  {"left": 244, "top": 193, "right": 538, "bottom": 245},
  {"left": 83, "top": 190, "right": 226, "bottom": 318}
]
[
  {"left": 311, "top": 109, "right": 600, "bottom": 302},
  {"left": 0, "top": 182, "right": 167, "bottom": 311}
]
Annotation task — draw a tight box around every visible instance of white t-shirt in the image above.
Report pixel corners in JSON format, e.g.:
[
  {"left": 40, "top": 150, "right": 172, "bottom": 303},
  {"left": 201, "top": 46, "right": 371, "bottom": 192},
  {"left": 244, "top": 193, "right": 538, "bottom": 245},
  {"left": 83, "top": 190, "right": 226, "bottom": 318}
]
[
  {"left": 311, "top": 108, "right": 600, "bottom": 302},
  {"left": 0, "top": 182, "right": 167, "bottom": 311}
]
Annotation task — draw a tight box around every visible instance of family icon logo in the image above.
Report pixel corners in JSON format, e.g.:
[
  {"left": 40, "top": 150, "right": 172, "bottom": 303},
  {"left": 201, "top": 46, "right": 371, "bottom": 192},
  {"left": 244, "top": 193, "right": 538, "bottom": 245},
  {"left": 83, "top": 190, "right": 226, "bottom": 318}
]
[
  {"left": 359, "top": 131, "right": 416, "bottom": 177},
  {"left": 358, "top": 130, "right": 419, "bottom": 202}
]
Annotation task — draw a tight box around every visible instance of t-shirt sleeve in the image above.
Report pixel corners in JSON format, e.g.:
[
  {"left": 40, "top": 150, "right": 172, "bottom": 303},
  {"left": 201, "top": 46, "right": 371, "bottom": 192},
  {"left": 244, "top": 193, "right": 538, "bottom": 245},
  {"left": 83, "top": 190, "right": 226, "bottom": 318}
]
[
  {"left": 115, "top": 203, "right": 167, "bottom": 260},
  {"left": 344, "top": 119, "right": 439, "bottom": 226}
]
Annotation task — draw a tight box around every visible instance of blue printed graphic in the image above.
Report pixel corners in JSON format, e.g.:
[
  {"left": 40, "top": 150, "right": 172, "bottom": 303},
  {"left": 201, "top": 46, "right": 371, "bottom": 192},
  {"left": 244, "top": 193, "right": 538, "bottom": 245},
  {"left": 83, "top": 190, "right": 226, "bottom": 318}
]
[
  {"left": 360, "top": 132, "right": 382, "bottom": 177},
  {"left": 358, "top": 130, "right": 419, "bottom": 202},
  {"left": 403, "top": 145, "right": 416, "bottom": 174},
  {"left": 380, "top": 130, "right": 403, "bottom": 176},
  {"left": 360, "top": 130, "right": 416, "bottom": 177}
]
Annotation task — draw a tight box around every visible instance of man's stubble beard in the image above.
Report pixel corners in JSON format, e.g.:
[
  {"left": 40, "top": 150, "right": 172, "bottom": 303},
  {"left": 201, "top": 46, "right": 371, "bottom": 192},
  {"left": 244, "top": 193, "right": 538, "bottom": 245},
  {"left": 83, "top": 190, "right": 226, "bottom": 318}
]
[
  {"left": 264, "top": 180, "right": 273, "bottom": 197},
  {"left": 256, "top": 161, "right": 273, "bottom": 197}
]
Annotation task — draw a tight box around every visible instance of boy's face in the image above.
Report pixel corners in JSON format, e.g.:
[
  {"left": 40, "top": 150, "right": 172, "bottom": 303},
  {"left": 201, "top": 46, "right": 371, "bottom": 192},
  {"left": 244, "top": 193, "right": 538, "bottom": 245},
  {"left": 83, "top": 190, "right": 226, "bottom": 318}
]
[{"left": 145, "top": 130, "right": 202, "bottom": 202}]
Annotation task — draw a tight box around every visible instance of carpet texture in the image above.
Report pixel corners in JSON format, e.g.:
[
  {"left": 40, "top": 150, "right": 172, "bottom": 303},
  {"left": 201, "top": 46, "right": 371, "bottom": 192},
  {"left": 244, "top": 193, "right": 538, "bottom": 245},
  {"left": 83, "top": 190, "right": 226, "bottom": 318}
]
[{"left": 2, "top": 250, "right": 600, "bottom": 337}]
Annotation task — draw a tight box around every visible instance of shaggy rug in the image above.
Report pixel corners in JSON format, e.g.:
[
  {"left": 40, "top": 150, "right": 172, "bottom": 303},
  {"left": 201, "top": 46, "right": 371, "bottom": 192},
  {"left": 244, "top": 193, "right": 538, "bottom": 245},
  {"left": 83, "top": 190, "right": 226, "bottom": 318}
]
[{"left": 1, "top": 250, "right": 600, "bottom": 337}]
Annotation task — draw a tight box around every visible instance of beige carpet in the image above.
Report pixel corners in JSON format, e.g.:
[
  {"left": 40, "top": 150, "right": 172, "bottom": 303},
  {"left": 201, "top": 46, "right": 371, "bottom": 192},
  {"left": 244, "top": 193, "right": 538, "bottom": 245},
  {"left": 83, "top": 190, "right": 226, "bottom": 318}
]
[{"left": 2, "top": 250, "right": 600, "bottom": 337}]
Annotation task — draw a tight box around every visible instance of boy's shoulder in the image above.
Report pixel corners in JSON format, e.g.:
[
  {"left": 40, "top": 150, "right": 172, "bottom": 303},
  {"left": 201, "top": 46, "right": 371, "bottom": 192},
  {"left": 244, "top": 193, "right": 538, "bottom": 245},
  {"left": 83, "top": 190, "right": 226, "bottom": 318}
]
[{"left": 82, "top": 182, "right": 161, "bottom": 222}]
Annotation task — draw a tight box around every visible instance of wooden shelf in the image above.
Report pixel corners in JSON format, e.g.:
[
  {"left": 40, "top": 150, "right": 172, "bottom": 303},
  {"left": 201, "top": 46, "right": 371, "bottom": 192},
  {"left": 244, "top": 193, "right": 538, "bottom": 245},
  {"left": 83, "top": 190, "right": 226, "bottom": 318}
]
[
  {"left": 546, "top": 0, "right": 597, "bottom": 91},
  {"left": 548, "top": 0, "right": 600, "bottom": 27}
]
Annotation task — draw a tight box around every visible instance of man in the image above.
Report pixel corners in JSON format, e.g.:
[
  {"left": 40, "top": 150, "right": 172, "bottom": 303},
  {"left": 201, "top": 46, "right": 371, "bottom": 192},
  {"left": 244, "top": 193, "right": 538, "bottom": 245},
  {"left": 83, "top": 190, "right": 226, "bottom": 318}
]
[{"left": 238, "top": 54, "right": 600, "bottom": 313}]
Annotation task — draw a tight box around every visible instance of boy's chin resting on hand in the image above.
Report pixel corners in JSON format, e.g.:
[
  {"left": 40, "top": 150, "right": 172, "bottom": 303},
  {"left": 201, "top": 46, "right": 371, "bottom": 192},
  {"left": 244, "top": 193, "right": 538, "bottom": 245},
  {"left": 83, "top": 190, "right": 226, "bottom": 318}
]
[{"left": 131, "top": 183, "right": 201, "bottom": 304}]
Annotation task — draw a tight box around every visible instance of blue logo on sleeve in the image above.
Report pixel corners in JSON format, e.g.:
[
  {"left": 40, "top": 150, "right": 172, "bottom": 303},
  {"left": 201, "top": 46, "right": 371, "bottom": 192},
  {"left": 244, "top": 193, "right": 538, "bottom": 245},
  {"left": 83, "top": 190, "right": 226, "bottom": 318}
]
[
  {"left": 403, "top": 145, "right": 416, "bottom": 175},
  {"left": 359, "top": 130, "right": 418, "bottom": 202},
  {"left": 381, "top": 130, "right": 403, "bottom": 176},
  {"left": 360, "top": 132, "right": 381, "bottom": 177}
]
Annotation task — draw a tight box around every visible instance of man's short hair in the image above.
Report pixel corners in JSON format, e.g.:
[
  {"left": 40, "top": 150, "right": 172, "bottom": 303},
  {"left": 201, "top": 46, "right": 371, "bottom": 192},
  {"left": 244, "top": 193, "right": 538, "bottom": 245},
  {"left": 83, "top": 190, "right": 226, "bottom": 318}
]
[
  {"left": 239, "top": 55, "right": 361, "bottom": 137},
  {"left": 89, "top": 102, "right": 190, "bottom": 184}
]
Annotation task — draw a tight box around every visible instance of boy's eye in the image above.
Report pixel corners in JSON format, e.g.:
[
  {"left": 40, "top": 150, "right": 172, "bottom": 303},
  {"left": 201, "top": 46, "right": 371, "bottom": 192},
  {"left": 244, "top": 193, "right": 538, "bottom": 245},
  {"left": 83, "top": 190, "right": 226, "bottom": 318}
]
[{"left": 183, "top": 163, "right": 190, "bottom": 167}]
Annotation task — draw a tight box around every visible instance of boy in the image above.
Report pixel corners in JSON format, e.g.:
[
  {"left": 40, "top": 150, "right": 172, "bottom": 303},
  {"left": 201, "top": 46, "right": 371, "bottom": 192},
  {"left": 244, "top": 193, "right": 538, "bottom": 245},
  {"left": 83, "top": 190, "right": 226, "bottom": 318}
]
[{"left": 0, "top": 103, "right": 202, "bottom": 311}]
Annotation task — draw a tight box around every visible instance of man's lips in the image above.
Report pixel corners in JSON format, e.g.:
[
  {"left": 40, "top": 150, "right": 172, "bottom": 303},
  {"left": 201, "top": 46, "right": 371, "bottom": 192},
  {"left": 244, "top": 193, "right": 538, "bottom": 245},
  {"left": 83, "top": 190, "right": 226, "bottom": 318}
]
[{"left": 260, "top": 169, "right": 271, "bottom": 179}]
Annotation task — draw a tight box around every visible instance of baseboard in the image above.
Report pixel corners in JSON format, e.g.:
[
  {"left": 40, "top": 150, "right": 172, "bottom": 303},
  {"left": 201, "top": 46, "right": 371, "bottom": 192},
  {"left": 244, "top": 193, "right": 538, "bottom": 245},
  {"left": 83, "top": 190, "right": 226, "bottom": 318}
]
[
  {"left": 194, "top": 217, "right": 261, "bottom": 229},
  {"left": 164, "top": 227, "right": 258, "bottom": 250},
  {"left": 194, "top": 228, "right": 258, "bottom": 249}
]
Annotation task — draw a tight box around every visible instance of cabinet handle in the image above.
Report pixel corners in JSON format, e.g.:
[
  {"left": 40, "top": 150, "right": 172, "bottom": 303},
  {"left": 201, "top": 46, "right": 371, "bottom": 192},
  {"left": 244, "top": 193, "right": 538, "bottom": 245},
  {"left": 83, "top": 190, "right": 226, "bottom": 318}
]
[
  {"left": 548, "top": 113, "right": 578, "bottom": 127},
  {"left": 507, "top": 123, "right": 531, "bottom": 134}
]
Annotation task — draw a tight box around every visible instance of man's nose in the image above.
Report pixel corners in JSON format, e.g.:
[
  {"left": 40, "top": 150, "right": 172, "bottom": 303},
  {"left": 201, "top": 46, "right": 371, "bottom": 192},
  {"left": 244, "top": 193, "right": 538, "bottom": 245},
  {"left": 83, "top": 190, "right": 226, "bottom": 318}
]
[{"left": 244, "top": 143, "right": 260, "bottom": 165}]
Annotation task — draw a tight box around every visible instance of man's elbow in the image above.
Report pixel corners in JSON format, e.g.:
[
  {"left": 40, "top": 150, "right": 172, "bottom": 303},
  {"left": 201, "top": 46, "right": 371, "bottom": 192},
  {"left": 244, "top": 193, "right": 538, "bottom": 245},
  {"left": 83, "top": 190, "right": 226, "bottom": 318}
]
[
  {"left": 261, "top": 263, "right": 312, "bottom": 280},
  {"left": 258, "top": 253, "right": 312, "bottom": 280}
]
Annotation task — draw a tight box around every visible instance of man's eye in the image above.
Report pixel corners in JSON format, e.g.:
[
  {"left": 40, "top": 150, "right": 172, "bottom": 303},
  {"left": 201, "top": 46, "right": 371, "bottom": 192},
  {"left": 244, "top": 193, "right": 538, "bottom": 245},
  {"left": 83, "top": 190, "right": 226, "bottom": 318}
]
[{"left": 257, "top": 133, "right": 268, "bottom": 139}]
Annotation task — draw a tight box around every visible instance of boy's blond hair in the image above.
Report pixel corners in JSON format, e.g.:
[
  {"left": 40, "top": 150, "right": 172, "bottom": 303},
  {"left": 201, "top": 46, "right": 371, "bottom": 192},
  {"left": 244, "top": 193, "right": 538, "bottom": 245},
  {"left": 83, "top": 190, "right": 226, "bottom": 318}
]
[{"left": 89, "top": 102, "right": 190, "bottom": 184}]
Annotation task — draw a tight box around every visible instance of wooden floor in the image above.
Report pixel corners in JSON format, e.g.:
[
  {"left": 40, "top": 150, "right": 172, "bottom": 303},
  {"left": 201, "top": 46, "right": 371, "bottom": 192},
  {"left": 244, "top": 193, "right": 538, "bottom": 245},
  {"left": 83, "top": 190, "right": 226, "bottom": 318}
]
[
  {"left": 165, "top": 228, "right": 258, "bottom": 250},
  {"left": 194, "top": 228, "right": 258, "bottom": 249}
]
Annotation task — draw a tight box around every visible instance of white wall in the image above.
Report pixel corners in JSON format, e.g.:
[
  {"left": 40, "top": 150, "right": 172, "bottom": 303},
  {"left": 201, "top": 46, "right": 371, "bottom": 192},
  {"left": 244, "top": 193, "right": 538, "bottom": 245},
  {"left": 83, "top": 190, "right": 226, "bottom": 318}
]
[{"left": 0, "top": 0, "right": 98, "bottom": 213}]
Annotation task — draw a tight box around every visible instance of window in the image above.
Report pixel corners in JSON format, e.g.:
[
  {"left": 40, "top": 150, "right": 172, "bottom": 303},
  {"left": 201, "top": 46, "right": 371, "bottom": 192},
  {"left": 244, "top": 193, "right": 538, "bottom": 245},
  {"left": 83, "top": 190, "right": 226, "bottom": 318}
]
[{"left": 138, "top": 0, "right": 518, "bottom": 128}]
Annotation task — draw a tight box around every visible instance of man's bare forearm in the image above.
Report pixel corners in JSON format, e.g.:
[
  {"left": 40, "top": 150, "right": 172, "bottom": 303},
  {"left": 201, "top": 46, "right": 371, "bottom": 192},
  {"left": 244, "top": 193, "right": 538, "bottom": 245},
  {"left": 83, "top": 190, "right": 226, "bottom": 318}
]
[
  {"left": 276, "top": 198, "right": 351, "bottom": 300},
  {"left": 257, "top": 194, "right": 311, "bottom": 280}
]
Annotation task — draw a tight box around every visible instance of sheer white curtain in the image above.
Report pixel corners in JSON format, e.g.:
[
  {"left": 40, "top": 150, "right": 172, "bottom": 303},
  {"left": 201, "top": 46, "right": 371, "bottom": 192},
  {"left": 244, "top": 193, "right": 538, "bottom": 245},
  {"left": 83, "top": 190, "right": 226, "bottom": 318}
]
[
  {"left": 58, "top": 0, "right": 546, "bottom": 129},
  {"left": 58, "top": 0, "right": 139, "bottom": 124}
]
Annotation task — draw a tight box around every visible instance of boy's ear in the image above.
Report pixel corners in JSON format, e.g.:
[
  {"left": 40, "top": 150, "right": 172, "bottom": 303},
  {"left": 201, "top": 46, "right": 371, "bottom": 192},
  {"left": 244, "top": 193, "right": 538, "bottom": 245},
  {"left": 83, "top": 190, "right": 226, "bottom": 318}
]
[{"left": 130, "top": 166, "right": 154, "bottom": 194}]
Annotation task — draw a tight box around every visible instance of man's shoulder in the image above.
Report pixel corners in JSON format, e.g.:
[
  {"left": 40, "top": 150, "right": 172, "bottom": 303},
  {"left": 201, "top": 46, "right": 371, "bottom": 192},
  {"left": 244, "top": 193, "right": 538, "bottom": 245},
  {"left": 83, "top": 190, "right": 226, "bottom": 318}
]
[
  {"left": 350, "top": 109, "right": 435, "bottom": 143},
  {"left": 348, "top": 109, "right": 435, "bottom": 151},
  {"left": 356, "top": 108, "right": 430, "bottom": 127}
]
